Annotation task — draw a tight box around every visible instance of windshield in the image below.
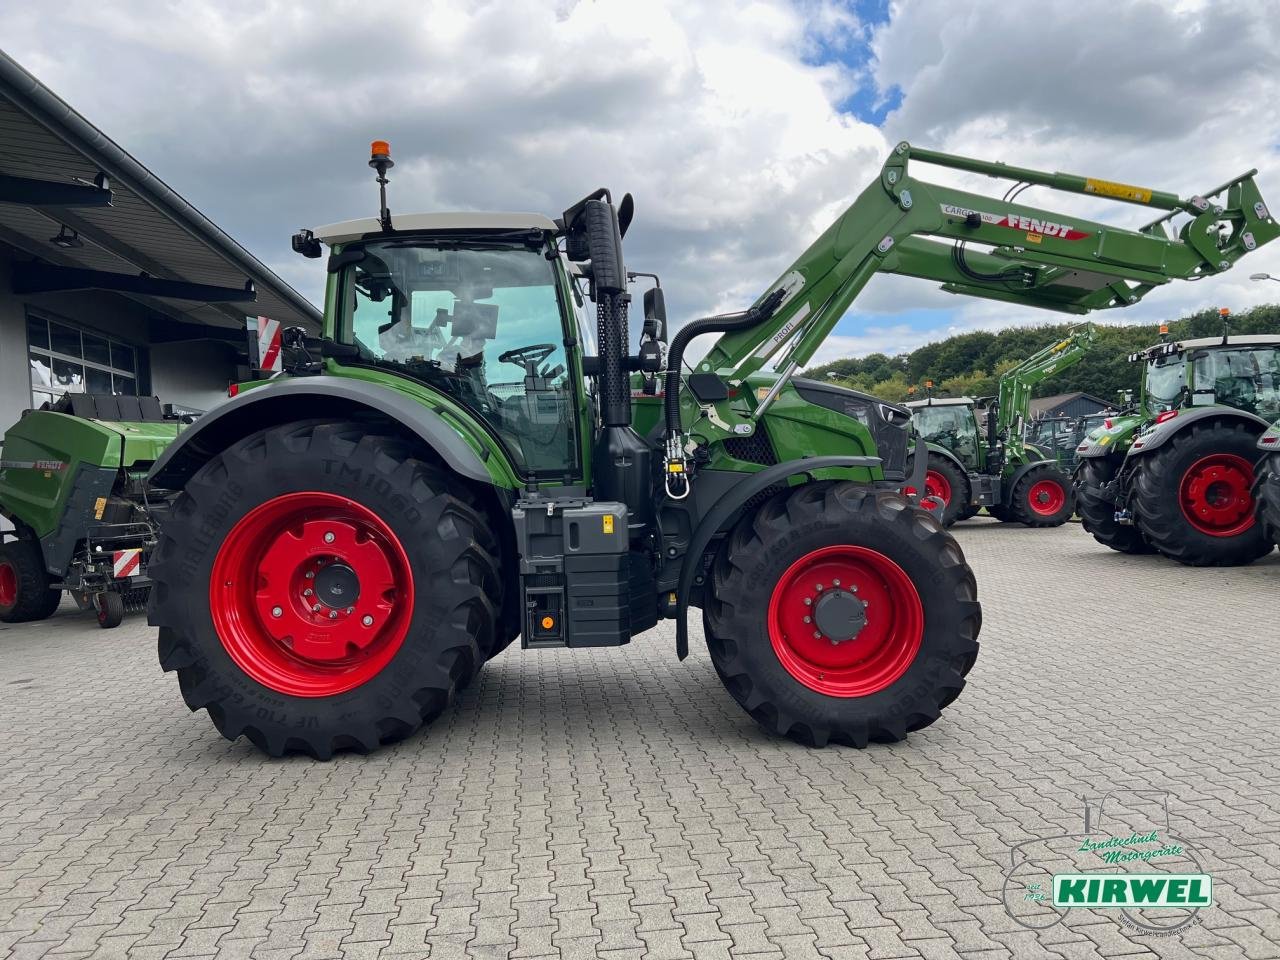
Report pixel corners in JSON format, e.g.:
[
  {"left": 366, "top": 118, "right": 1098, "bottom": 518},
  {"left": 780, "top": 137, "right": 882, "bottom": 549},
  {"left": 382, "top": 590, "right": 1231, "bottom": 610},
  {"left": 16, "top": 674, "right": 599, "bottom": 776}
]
[
  {"left": 1191, "top": 346, "right": 1280, "bottom": 420},
  {"left": 1145, "top": 355, "right": 1185, "bottom": 413},
  {"left": 337, "top": 241, "right": 578, "bottom": 477}
]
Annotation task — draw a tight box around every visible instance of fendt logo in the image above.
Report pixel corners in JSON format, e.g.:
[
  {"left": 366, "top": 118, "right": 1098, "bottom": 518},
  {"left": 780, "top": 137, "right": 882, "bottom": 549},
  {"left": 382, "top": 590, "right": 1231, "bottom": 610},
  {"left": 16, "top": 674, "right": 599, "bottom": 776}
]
[
  {"left": 1054, "top": 874, "right": 1212, "bottom": 909},
  {"left": 941, "top": 203, "right": 1092, "bottom": 241}
]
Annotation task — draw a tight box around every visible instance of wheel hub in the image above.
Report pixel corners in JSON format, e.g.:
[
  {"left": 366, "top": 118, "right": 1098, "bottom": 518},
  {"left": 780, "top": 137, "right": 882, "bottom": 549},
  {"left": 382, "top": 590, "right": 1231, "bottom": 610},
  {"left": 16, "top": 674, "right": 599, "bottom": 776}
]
[
  {"left": 812, "top": 587, "right": 868, "bottom": 643},
  {"left": 1179, "top": 453, "right": 1255, "bottom": 538},
  {"left": 313, "top": 561, "right": 360, "bottom": 609},
  {"left": 210, "top": 493, "right": 414, "bottom": 696}
]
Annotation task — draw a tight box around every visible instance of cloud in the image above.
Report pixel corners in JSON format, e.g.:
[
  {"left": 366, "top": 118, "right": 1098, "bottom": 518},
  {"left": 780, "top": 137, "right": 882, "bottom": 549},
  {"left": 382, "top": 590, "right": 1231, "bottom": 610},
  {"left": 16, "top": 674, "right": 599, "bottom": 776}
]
[
  {"left": 4, "top": 0, "right": 1279, "bottom": 370},
  {"left": 3, "top": 0, "right": 889, "bottom": 330}
]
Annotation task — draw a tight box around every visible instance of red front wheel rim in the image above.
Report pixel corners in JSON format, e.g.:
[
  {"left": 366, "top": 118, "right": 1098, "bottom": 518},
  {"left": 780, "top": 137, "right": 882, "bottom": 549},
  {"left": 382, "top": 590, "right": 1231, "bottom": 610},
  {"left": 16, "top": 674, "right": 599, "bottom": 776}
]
[
  {"left": 767, "top": 545, "right": 924, "bottom": 697},
  {"left": 925, "top": 469, "right": 953, "bottom": 505},
  {"left": 1027, "top": 479, "right": 1066, "bottom": 516},
  {"left": 1179, "top": 454, "right": 1256, "bottom": 537},
  {"left": 0, "top": 562, "right": 17, "bottom": 608},
  {"left": 209, "top": 492, "right": 414, "bottom": 697}
]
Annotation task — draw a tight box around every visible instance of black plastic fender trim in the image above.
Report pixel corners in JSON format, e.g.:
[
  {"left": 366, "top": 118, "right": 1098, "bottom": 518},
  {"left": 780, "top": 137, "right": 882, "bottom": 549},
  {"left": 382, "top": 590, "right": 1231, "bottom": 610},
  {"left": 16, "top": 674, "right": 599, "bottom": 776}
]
[
  {"left": 148, "top": 376, "right": 495, "bottom": 490},
  {"left": 675, "top": 454, "right": 880, "bottom": 660}
]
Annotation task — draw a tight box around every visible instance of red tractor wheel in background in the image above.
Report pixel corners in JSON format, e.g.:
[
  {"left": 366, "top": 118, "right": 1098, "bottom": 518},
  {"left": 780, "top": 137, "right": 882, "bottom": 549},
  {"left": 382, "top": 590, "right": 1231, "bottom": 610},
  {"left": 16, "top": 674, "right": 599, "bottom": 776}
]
[
  {"left": 0, "top": 538, "right": 61, "bottom": 624},
  {"left": 906, "top": 452, "right": 970, "bottom": 527},
  {"left": 1130, "top": 420, "right": 1273, "bottom": 566},
  {"left": 1007, "top": 464, "right": 1076, "bottom": 527}
]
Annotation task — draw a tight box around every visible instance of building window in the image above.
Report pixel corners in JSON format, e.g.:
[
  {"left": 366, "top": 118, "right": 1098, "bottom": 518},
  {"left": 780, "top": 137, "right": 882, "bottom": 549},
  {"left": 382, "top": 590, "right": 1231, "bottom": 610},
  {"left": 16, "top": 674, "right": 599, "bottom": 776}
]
[{"left": 27, "top": 313, "right": 139, "bottom": 409}]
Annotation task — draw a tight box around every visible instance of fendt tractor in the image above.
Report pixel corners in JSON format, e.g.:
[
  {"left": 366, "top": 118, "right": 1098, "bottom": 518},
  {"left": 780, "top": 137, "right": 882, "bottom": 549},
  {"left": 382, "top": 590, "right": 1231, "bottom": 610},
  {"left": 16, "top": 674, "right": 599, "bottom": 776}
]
[
  {"left": 1256, "top": 419, "right": 1280, "bottom": 548},
  {"left": 905, "top": 323, "right": 1096, "bottom": 527},
  {"left": 0, "top": 394, "right": 189, "bottom": 628},
  {"left": 1076, "top": 312, "right": 1280, "bottom": 565},
  {"left": 145, "top": 141, "right": 1274, "bottom": 758},
  {"left": 1025, "top": 411, "right": 1112, "bottom": 472}
]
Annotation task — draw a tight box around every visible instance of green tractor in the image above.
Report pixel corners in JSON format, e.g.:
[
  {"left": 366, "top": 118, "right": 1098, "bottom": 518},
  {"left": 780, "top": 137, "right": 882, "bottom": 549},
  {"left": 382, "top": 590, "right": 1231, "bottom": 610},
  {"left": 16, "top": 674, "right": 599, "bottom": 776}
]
[
  {"left": 146, "top": 141, "right": 1273, "bottom": 758},
  {"left": 1075, "top": 317, "right": 1280, "bottom": 565},
  {"left": 1255, "top": 418, "right": 1280, "bottom": 547},
  {"left": 905, "top": 323, "right": 1096, "bottom": 527},
  {"left": 0, "top": 394, "right": 189, "bottom": 627},
  {"left": 1025, "top": 411, "right": 1111, "bottom": 472}
]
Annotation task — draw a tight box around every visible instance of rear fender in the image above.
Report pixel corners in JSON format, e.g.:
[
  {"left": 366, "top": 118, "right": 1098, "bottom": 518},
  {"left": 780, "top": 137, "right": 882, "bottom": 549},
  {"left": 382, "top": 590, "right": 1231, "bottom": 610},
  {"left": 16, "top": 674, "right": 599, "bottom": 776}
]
[
  {"left": 1126, "top": 407, "right": 1269, "bottom": 458},
  {"left": 148, "top": 376, "right": 514, "bottom": 491}
]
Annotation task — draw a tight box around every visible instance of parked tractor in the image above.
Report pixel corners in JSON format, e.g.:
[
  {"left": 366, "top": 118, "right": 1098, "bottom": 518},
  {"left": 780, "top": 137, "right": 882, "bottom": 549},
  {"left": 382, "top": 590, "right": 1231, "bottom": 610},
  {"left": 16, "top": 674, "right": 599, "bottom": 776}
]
[
  {"left": 0, "top": 394, "right": 190, "bottom": 627},
  {"left": 1075, "top": 316, "right": 1280, "bottom": 565},
  {"left": 1025, "top": 412, "right": 1110, "bottom": 472},
  {"left": 1255, "top": 419, "right": 1280, "bottom": 547},
  {"left": 146, "top": 142, "right": 1273, "bottom": 758},
  {"left": 906, "top": 323, "right": 1096, "bottom": 527}
]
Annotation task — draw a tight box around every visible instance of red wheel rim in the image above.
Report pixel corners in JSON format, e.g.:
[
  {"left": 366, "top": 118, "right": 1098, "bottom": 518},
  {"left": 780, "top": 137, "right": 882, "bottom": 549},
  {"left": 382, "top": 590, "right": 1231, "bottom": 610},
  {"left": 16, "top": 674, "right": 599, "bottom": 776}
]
[
  {"left": 1179, "top": 454, "right": 1255, "bottom": 537},
  {"left": 0, "top": 562, "right": 17, "bottom": 608},
  {"left": 209, "top": 492, "right": 414, "bottom": 697},
  {"left": 1027, "top": 479, "right": 1066, "bottom": 516},
  {"left": 767, "top": 545, "right": 923, "bottom": 697},
  {"left": 925, "top": 470, "right": 952, "bottom": 505}
]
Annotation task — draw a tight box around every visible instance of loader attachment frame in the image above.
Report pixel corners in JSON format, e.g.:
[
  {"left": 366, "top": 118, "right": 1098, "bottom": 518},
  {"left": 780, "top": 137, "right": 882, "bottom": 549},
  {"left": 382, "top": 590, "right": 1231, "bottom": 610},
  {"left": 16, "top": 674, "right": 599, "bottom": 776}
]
[{"left": 702, "top": 142, "right": 1278, "bottom": 389}]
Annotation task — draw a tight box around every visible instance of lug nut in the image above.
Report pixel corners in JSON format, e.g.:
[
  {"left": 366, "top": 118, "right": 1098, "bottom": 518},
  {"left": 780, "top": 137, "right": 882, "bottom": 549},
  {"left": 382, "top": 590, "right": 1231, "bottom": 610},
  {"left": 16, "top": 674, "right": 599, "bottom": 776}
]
[
  {"left": 312, "top": 603, "right": 321, "bottom": 612},
  {"left": 803, "top": 615, "right": 812, "bottom": 623},
  {"left": 328, "top": 610, "right": 338, "bottom": 619},
  {"left": 803, "top": 597, "right": 813, "bottom": 607},
  {"left": 813, "top": 631, "right": 822, "bottom": 639},
  {"left": 346, "top": 607, "right": 354, "bottom": 614},
  {"left": 362, "top": 615, "right": 374, "bottom": 627},
  {"left": 305, "top": 571, "right": 315, "bottom": 580},
  {"left": 271, "top": 606, "right": 283, "bottom": 618},
  {"left": 324, "top": 531, "right": 335, "bottom": 544},
  {"left": 815, "top": 584, "right": 824, "bottom": 592},
  {"left": 833, "top": 579, "right": 841, "bottom": 587},
  {"left": 303, "top": 588, "right": 313, "bottom": 597}
]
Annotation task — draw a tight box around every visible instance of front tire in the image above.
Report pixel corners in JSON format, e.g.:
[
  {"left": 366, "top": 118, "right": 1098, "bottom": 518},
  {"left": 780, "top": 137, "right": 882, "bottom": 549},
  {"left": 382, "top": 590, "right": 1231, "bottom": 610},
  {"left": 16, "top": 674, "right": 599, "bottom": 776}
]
[
  {"left": 149, "top": 421, "right": 502, "bottom": 758},
  {"left": 703, "top": 483, "right": 981, "bottom": 747},
  {"left": 1130, "top": 421, "right": 1273, "bottom": 567},
  {"left": 921, "top": 454, "right": 970, "bottom": 527},
  {"left": 1008, "top": 464, "right": 1075, "bottom": 527},
  {"left": 0, "top": 538, "right": 61, "bottom": 623},
  {"left": 1074, "top": 458, "right": 1152, "bottom": 554}
]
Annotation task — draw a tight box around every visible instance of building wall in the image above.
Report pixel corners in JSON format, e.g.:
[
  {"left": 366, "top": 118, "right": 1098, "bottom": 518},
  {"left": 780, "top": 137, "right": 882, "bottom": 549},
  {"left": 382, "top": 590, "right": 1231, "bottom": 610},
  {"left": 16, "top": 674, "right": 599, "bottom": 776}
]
[{"left": 0, "top": 246, "right": 238, "bottom": 429}]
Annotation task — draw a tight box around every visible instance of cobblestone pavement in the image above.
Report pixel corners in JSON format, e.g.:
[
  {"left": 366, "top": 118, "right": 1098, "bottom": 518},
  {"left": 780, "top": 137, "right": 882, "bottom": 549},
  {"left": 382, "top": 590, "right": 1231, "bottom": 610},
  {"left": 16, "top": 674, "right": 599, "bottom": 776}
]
[{"left": 2, "top": 520, "right": 1278, "bottom": 960}]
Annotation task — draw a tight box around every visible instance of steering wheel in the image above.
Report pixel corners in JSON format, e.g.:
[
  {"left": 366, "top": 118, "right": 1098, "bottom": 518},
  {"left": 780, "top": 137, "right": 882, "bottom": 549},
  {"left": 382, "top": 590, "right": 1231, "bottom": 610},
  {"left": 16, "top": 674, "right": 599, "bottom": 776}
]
[{"left": 499, "top": 343, "right": 556, "bottom": 374}]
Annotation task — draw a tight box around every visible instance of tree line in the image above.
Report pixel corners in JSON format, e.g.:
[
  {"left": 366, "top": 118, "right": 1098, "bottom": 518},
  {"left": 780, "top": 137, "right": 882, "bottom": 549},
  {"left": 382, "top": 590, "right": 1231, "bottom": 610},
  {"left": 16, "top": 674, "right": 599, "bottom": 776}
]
[{"left": 804, "top": 303, "right": 1280, "bottom": 405}]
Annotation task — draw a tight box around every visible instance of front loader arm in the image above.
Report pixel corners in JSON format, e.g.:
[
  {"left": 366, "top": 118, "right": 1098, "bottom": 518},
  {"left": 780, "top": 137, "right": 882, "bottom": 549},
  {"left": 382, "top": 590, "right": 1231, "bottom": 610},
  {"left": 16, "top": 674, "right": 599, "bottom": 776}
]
[
  {"left": 996, "top": 322, "right": 1098, "bottom": 448},
  {"left": 703, "top": 142, "right": 1278, "bottom": 392}
]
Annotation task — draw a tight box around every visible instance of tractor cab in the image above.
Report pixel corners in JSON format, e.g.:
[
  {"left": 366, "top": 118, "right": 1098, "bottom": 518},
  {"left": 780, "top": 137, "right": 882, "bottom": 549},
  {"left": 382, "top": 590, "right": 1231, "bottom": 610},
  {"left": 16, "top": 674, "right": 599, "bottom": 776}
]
[
  {"left": 905, "top": 397, "right": 983, "bottom": 471},
  {"left": 1132, "top": 334, "right": 1280, "bottom": 421}
]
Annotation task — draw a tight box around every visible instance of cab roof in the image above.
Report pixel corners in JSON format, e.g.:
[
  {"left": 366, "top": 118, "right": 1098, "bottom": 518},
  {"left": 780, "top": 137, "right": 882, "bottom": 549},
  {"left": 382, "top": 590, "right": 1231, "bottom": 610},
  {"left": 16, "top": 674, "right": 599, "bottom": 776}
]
[
  {"left": 905, "top": 397, "right": 975, "bottom": 408},
  {"left": 1169, "top": 334, "right": 1280, "bottom": 350},
  {"left": 314, "top": 212, "right": 559, "bottom": 246}
]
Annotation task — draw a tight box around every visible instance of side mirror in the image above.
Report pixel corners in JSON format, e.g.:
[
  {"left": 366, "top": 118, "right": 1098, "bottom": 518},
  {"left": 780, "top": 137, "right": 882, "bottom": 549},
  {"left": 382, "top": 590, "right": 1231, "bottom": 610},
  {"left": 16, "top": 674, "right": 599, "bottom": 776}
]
[
  {"left": 292, "top": 229, "right": 322, "bottom": 259},
  {"left": 643, "top": 287, "right": 667, "bottom": 342}
]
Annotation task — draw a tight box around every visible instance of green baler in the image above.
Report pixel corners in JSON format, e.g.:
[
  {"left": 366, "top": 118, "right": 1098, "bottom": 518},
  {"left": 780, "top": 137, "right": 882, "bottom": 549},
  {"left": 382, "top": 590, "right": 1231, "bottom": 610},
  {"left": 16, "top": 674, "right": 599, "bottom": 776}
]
[{"left": 0, "top": 394, "right": 187, "bottom": 627}]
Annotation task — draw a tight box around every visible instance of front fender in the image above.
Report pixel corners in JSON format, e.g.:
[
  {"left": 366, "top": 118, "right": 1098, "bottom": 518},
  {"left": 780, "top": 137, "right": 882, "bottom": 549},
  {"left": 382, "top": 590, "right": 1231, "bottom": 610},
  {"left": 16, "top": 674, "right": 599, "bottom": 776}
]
[
  {"left": 1076, "top": 414, "right": 1142, "bottom": 459},
  {"left": 921, "top": 441, "right": 968, "bottom": 475},
  {"left": 674, "top": 455, "right": 879, "bottom": 659},
  {"left": 1127, "top": 407, "right": 1270, "bottom": 457},
  {"left": 148, "top": 375, "right": 513, "bottom": 491},
  {"left": 1256, "top": 419, "right": 1280, "bottom": 453}
]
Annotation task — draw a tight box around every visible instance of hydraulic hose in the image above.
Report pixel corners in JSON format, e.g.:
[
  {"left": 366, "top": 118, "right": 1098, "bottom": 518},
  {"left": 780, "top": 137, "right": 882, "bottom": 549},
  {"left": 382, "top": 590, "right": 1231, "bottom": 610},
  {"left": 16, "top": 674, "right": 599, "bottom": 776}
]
[{"left": 663, "top": 287, "right": 788, "bottom": 436}]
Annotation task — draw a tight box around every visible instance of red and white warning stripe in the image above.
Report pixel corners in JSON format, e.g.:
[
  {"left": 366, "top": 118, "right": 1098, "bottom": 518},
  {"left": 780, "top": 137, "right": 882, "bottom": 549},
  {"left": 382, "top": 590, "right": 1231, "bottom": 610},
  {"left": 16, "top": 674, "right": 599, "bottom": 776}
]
[
  {"left": 258, "top": 316, "right": 282, "bottom": 373},
  {"left": 112, "top": 548, "right": 142, "bottom": 580}
]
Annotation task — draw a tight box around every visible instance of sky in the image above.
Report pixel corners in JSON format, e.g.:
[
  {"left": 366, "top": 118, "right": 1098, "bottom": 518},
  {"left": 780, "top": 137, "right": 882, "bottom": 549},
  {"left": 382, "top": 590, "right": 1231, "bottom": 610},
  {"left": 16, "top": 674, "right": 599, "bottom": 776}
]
[{"left": 5, "top": 0, "right": 1280, "bottom": 366}]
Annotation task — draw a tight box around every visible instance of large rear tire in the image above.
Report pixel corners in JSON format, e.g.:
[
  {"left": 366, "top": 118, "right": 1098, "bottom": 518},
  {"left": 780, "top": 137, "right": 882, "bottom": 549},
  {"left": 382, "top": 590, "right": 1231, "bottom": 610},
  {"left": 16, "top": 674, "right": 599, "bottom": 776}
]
[
  {"left": 149, "top": 421, "right": 502, "bottom": 758},
  {"left": 1007, "top": 464, "right": 1075, "bottom": 527},
  {"left": 1074, "top": 458, "right": 1152, "bottom": 554},
  {"left": 1129, "top": 420, "right": 1272, "bottom": 567},
  {"left": 0, "top": 538, "right": 61, "bottom": 623},
  {"left": 703, "top": 483, "right": 980, "bottom": 747},
  {"left": 1256, "top": 452, "right": 1280, "bottom": 548}
]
